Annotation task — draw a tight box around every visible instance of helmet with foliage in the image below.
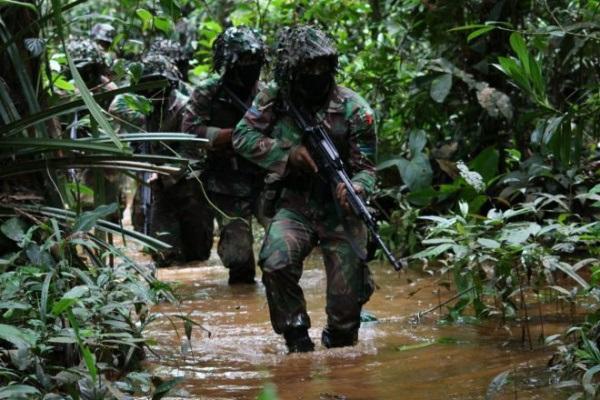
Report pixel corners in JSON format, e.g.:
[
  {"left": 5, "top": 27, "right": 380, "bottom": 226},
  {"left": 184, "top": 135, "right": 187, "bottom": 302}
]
[
  {"left": 67, "top": 38, "right": 105, "bottom": 69},
  {"left": 274, "top": 25, "right": 338, "bottom": 86},
  {"left": 140, "top": 53, "right": 182, "bottom": 83},
  {"left": 91, "top": 23, "right": 116, "bottom": 45},
  {"left": 149, "top": 38, "right": 190, "bottom": 63},
  {"left": 212, "top": 26, "right": 265, "bottom": 73}
]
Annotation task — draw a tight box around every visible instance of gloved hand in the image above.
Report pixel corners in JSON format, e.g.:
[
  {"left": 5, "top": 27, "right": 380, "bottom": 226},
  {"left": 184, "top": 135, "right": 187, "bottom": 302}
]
[
  {"left": 336, "top": 182, "right": 364, "bottom": 212},
  {"left": 212, "top": 128, "right": 233, "bottom": 150},
  {"left": 288, "top": 145, "right": 318, "bottom": 174}
]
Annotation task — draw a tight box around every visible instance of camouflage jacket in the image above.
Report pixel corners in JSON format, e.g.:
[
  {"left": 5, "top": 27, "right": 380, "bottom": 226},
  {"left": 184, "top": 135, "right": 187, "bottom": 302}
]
[
  {"left": 233, "top": 82, "right": 377, "bottom": 218},
  {"left": 181, "top": 74, "right": 264, "bottom": 197}
]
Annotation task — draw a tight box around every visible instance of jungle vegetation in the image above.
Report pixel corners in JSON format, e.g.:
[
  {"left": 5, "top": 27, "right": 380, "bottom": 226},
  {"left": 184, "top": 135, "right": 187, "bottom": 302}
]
[{"left": 0, "top": 0, "right": 599, "bottom": 398}]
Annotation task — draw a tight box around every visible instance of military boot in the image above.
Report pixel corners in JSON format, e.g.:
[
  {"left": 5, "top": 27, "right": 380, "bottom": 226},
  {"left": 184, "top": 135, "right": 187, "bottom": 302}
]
[
  {"left": 227, "top": 265, "right": 256, "bottom": 285},
  {"left": 321, "top": 327, "right": 358, "bottom": 349},
  {"left": 284, "top": 327, "right": 314, "bottom": 353}
]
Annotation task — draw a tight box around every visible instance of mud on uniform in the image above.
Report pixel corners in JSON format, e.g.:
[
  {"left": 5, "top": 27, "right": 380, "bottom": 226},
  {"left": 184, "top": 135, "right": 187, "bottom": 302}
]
[
  {"left": 233, "top": 82, "right": 377, "bottom": 343},
  {"left": 181, "top": 74, "right": 265, "bottom": 282}
]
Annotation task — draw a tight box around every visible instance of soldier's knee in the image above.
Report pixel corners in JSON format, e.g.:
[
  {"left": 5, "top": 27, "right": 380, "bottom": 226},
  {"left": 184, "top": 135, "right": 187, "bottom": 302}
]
[{"left": 259, "top": 248, "right": 289, "bottom": 274}]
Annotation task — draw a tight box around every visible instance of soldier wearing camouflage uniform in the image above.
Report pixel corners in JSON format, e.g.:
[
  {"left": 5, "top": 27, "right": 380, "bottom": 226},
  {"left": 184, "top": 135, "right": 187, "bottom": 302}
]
[
  {"left": 109, "top": 53, "right": 211, "bottom": 266},
  {"left": 181, "top": 26, "right": 266, "bottom": 284},
  {"left": 233, "top": 26, "right": 377, "bottom": 352},
  {"left": 90, "top": 23, "right": 116, "bottom": 67},
  {"left": 149, "top": 38, "right": 193, "bottom": 81},
  {"left": 91, "top": 23, "right": 116, "bottom": 50},
  {"left": 67, "top": 38, "right": 116, "bottom": 93}
]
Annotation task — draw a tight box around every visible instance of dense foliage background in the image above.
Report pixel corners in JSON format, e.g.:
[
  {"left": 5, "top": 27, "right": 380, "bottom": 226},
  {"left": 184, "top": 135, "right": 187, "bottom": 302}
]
[{"left": 0, "top": 0, "right": 599, "bottom": 398}]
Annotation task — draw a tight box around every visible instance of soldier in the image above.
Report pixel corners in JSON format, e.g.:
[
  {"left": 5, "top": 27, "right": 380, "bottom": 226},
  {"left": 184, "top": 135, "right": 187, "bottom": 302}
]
[
  {"left": 109, "top": 54, "right": 211, "bottom": 266},
  {"left": 66, "top": 38, "right": 115, "bottom": 92},
  {"left": 181, "top": 26, "right": 266, "bottom": 284},
  {"left": 91, "top": 23, "right": 116, "bottom": 51},
  {"left": 232, "top": 26, "right": 377, "bottom": 352},
  {"left": 149, "top": 38, "right": 193, "bottom": 82}
]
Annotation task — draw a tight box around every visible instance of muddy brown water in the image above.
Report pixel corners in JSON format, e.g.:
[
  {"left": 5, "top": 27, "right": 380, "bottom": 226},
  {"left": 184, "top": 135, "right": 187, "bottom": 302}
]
[{"left": 146, "top": 249, "right": 573, "bottom": 400}]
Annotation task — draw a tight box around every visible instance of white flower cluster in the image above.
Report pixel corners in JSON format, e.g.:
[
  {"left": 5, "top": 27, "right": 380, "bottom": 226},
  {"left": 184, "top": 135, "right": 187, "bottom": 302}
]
[{"left": 456, "top": 161, "right": 485, "bottom": 192}]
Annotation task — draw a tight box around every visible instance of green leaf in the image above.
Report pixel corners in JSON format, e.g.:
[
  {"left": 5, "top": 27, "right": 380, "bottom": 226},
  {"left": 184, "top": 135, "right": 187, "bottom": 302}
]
[
  {"left": 159, "top": 0, "right": 182, "bottom": 18},
  {"left": 0, "top": 324, "right": 36, "bottom": 348},
  {"left": 152, "top": 377, "right": 183, "bottom": 400},
  {"left": 408, "top": 129, "right": 427, "bottom": 155},
  {"left": 410, "top": 243, "right": 453, "bottom": 259},
  {"left": 509, "top": 33, "right": 530, "bottom": 76},
  {"left": 0, "top": 1, "right": 37, "bottom": 11},
  {"left": 582, "top": 365, "right": 600, "bottom": 395},
  {"left": 136, "top": 9, "right": 153, "bottom": 30},
  {"left": 0, "top": 301, "right": 30, "bottom": 310},
  {"left": 398, "top": 153, "right": 433, "bottom": 191},
  {"left": 73, "top": 203, "right": 118, "bottom": 232},
  {"left": 0, "top": 217, "right": 26, "bottom": 242},
  {"left": 40, "top": 271, "right": 53, "bottom": 322},
  {"left": 66, "top": 309, "right": 97, "bottom": 383},
  {"left": 51, "top": 298, "right": 77, "bottom": 316},
  {"left": 0, "top": 137, "right": 130, "bottom": 154},
  {"left": 553, "top": 262, "right": 590, "bottom": 290},
  {"left": 467, "top": 26, "right": 495, "bottom": 42},
  {"left": 0, "top": 384, "right": 40, "bottom": 399},
  {"left": 154, "top": 16, "right": 172, "bottom": 34},
  {"left": 65, "top": 52, "right": 123, "bottom": 150},
  {"left": 63, "top": 285, "right": 89, "bottom": 299},
  {"left": 54, "top": 77, "right": 75, "bottom": 91},
  {"left": 469, "top": 146, "right": 499, "bottom": 182},
  {"left": 477, "top": 238, "right": 500, "bottom": 249},
  {"left": 430, "top": 73, "right": 453, "bottom": 103}
]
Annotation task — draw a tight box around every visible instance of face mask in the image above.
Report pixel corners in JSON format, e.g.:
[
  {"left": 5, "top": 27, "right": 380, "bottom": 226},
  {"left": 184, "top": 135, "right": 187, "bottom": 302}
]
[
  {"left": 296, "top": 73, "right": 333, "bottom": 103},
  {"left": 227, "top": 63, "right": 262, "bottom": 89}
]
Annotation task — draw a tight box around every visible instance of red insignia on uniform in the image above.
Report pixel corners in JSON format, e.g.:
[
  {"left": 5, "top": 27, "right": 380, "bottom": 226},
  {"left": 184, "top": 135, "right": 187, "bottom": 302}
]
[{"left": 365, "top": 113, "right": 373, "bottom": 125}]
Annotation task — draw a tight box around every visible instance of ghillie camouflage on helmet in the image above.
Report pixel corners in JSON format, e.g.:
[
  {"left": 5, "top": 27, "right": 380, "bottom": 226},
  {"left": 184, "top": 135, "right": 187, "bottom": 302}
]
[
  {"left": 212, "top": 26, "right": 265, "bottom": 73},
  {"left": 274, "top": 25, "right": 338, "bottom": 86},
  {"left": 67, "top": 38, "right": 105, "bottom": 69},
  {"left": 141, "top": 53, "right": 182, "bottom": 82},
  {"left": 91, "top": 23, "right": 116, "bottom": 44},
  {"left": 149, "top": 38, "right": 190, "bottom": 62}
]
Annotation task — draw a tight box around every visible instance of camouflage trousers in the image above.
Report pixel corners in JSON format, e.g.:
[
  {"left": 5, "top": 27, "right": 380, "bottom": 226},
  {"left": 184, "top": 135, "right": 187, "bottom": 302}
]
[
  {"left": 259, "top": 207, "right": 374, "bottom": 336},
  {"left": 207, "top": 191, "right": 260, "bottom": 282},
  {"left": 134, "top": 178, "right": 214, "bottom": 266}
]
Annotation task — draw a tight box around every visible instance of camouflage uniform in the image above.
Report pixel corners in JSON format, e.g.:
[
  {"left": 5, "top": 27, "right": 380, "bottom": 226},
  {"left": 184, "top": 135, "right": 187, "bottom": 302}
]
[
  {"left": 109, "top": 54, "right": 212, "bottom": 265},
  {"left": 90, "top": 23, "right": 116, "bottom": 66},
  {"left": 181, "top": 26, "right": 266, "bottom": 283},
  {"left": 233, "top": 26, "right": 377, "bottom": 350},
  {"left": 149, "top": 38, "right": 193, "bottom": 80}
]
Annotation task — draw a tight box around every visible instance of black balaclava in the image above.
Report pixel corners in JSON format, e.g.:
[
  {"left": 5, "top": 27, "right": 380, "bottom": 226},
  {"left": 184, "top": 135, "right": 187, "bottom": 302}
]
[{"left": 292, "top": 57, "right": 335, "bottom": 108}]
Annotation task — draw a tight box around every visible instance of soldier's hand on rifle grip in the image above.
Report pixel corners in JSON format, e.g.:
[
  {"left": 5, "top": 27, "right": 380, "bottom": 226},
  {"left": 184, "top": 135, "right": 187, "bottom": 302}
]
[
  {"left": 336, "top": 182, "right": 364, "bottom": 212},
  {"left": 213, "top": 128, "right": 233, "bottom": 150},
  {"left": 289, "top": 145, "right": 319, "bottom": 174}
]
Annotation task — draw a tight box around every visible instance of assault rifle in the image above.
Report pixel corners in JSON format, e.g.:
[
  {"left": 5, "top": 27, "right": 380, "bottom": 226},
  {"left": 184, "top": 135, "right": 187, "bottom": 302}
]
[{"left": 286, "top": 101, "right": 403, "bottom": 271}]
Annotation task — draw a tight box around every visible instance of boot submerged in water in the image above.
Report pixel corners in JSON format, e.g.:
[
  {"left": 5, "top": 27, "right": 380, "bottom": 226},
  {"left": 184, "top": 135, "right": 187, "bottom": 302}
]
[
  {"left": 284, "top": 327, "right": 315, "bottom": 353},
  {"left": 321, "top": 327, "right": 358, "bottom": 348}
]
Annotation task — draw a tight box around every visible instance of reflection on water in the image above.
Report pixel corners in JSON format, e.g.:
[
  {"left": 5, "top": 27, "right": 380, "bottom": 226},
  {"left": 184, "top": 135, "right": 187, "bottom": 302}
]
[{"left": 147, "top": 250, "right": 571, "bottom": 400}]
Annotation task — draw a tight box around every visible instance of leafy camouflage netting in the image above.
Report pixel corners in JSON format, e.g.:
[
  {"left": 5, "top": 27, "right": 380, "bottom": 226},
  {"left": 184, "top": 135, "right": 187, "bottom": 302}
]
[
  {"left": 274, "top": 25, "right": 338, "bottom": 86},
  {"left": 140, "top": 53, "right": 182, "bottom": 82},
  {"left": 149, "top": 38, "right": 190, "bottom": 62},
  {"left": 91, "top": 23, "right": 116, "bottom": 44},
  {"left": 212, "top": 26, "right": 265, "bottom": 73},
  {"left": 66, "top": 38, "right": 106, "bottom": 68}
]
